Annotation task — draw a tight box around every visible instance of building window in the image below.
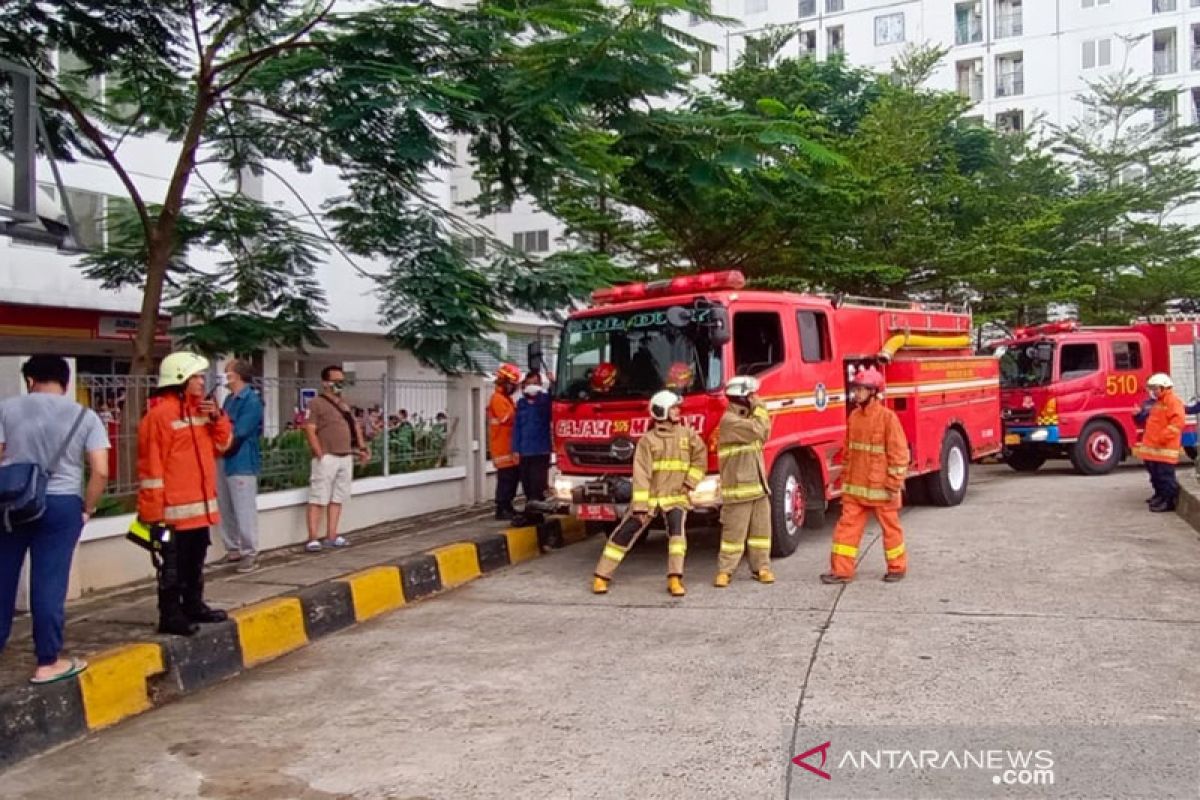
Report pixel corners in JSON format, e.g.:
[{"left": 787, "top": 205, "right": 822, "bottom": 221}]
[
  {"left": 995, "top": 0, "right": 1023, "bottom": 39},
  {"left": 1191, "top": 24, "right": 1200, "bottom": 69},
  {"left": 1154, "top": 0, "right": 1177, "bottom": 11},
  {"left": 745, "top": 0, "right": 767, "bottom": 14},
  {"left": 956, "top": 59, "right": 985, "bottom": 102},
  {"left": 955, "top": 1, "right": 984, "bottom": 45},
  {"left": 799, "top": 30, "right": 817, "bottom": 58},
  {"left": 1192, "top": 87, "right": 1200, "bottom": 124},
  {"left": 744, "top": 36, "right": 772, "bottom": 67},
  {"left": 513, "top": 230, "right": 550, "bottom": 253},
  {"left": 996, "top": 53, "right": 1024, "bottom": 97},
  {"left": 875, "top": 13, "right": 905, "bottom": 46},
  {"left": 826, "top": 0, "right": 844, "bottom": 11},
  {"left": 995, "top": 109, "right": 1024, "bottom": 133},
  {"left": 457, "top": 236, "right": 488, "bottom": 259},
  {"left": 1082, "top": 38, "right": 1112, "bottom": 69},
  {"left": 1082, "top": 0, "right": 1112, "bottom": 6},
  {"left": 691, "top": 47, "right": 714, "bottom": 75},
  {"left": 1154, "top": 28, "right": 1178, "bottom": 75},
  {"left": 827, "top": 26, "right": 845, "bottom": 56},
  {"left": 1153, "top": 91, "right": 1178, "bottom": 128},
  {"left": 799, "top": 0, "right": 816, "bottom": 17}
]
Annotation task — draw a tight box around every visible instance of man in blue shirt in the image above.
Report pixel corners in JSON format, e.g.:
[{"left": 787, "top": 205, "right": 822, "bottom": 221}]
[
  {"left": 513, "top": 372, "right": 553, "bottom": 518},
  {"left": 217, "top": 359, "right": 264, "bottom": 572}
]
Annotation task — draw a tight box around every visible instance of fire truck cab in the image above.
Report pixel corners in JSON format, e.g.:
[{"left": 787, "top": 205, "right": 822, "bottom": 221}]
[
  {"left": 550, "top": 271, "right": 1002, "bottom": 557},
  {"left": 994, "top": 317, "right": 1200, "bottom": 474}
]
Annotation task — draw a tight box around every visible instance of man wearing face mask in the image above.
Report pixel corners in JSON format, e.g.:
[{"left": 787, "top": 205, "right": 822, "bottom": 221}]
[
  {"left": 513, "top": 371, "right": 553, "bottom": 519},
  {"left": 304, "top": 365, "right": 370, "bottom": 553}
]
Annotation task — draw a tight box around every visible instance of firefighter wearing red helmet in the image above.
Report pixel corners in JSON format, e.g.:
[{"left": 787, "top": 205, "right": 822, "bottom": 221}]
[
  {"left": 488, "top": 363, "right": 522, "bottom": 521},
  {"left": 821, "top": 365, "right": 910, "bottom": 584},
  {"left": 590, "top": 362, "right": 618, "bottom": 395}
]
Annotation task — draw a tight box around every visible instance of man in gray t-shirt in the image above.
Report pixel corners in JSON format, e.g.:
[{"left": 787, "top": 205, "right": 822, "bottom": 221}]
[{"left": 0, "top": 356, "right": 110, "bottom": 685}]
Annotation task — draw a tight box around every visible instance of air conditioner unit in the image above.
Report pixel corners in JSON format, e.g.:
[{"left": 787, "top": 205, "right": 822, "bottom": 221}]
[
  {"left": 973, "top": 2, "right": 983, "bottom": 14},
  {"left": 972, "top": 61, "right": 984, "bottom": 75}
]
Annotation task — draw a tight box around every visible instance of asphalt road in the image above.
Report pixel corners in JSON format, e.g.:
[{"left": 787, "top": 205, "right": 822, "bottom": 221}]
[{"left": 5, "top": 464, "right": 1199, "bottom": 799}]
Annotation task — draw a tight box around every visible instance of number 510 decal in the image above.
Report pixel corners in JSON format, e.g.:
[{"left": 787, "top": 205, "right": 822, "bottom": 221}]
[{"left": 1106, "top": 375, "right": 1139, "bottom": 395}]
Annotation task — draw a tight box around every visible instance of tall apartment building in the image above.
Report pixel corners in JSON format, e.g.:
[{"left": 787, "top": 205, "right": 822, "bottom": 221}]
[{"left": 449, "top": 0, "right": 1200, "bottom": 258}]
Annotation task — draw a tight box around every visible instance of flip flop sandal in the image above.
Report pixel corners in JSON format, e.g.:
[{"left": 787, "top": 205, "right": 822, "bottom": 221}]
[{"left": 30, "top": 657, "right": 88, "bottom": 685}]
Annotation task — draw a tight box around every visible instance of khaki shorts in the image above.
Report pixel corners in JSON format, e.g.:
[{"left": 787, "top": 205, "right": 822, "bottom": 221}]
[{"left": 309, "top": 454, "right": 354, "bottom": 505}]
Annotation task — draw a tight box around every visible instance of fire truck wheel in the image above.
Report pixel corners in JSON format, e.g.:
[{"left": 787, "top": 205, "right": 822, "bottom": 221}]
[
  {"left": 926, "top": 429, "right": 970, "bottom": 507},
  {"left": 1068, "top": 420, "right": 1123, "bottom": 476},
  {"left": 903, "top": 476, "right": 930, "bottom": 505},
  {"left": 1004, "top": 449, "right": 1046, "bottom": 473},
  {"left": 769, "top": 454, "right": 810, "bottom": 557}
]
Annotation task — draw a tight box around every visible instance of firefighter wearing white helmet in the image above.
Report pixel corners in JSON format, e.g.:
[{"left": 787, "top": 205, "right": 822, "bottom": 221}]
[
  {"left": 137, "top": 351, "right": 233, "bottom": 635},
  {"left": 1134, "top": 372, "right": 1185, "bottom": 512},
  {"left": 714, "top": 376, "right": 775, "bottom": 588},
  {"left": 592, "top": 389, "right": 706, "bottom": 597}
]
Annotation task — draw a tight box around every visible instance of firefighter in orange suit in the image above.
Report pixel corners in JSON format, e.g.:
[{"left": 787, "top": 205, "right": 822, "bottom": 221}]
[
  {"left": 1135, "top": 373, "right": 1185, "bottom": 512},
  {"left": 489, "top": 363, "right": 521, "bottom": 521},
  {"left": 592, "top": 390, "right": 706, "bottom": 597},
  {"left": 821, "top": 366, "right": 909, "bottom": 584},
  {"left": 138, "top": 352, "right": 233, "bottom": 636}
]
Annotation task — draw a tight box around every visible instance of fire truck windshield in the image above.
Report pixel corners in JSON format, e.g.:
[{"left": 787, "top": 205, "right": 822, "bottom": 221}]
[
  {"left": 554, "top": 308, "right": 724, "bottom": 400},
  {"left": 998, "top": 341, "right": 1055, "bottom": 388}
]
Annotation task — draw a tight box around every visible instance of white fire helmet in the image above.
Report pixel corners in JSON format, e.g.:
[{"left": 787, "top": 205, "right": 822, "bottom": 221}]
[
  {"left": 1147, "top": 373, "right": 1173, "bottom": 389},
  {"left": 725, "top": 375, "right": 760, "bottom": 399},
  {"left": 649, "top": 390, "right": 682, "bottom": 421}
]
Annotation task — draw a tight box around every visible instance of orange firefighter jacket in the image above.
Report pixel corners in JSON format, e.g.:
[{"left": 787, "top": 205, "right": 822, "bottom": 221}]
[
  {"left": 842, "top": 398, "right": 909, "bottom": 506},
  {"left": 630, "top": 421, "right": 707, "bottom": 513},
  {"left": 1135, "top": 389, "right": 1185, "bottom": 464},
  {"left": 488, "top": 388, "right": 518, "bottom": 469},
  {"left": 138, "top": 393, "right": 233, "bottom": 530}
]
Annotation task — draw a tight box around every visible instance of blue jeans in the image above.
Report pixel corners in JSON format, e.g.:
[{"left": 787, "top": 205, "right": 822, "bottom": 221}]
[{"left": 0, "top": 494, "right": 84, "bottom": 665}]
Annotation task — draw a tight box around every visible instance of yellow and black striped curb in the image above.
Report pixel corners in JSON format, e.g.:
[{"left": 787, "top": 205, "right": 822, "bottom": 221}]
[{"left": 0, "top": 516, "right": 588, "bottom": 770}]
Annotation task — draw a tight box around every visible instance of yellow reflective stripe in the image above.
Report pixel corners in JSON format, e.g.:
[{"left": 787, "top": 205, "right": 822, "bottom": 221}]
[
  {"left": 164, "top": 500, "right": 215, "bottom": 520},
  {"left": 718, "top": 443, "right": 762, "bottom": 458},
  {"left": 746, "top": 537, "right": 771, "bottom": 550},
  {"left": 832, "top": 543, "right": 858, "bottom": 557},
  {"left": 844, "top": 483, "right": 892, "bottom": 501},
  {"left": 668, "top": 540, "right": 687, "bottom": 556},
  {"left": 652, "top": 459, "right": 689, "bottom": 472},
  {"left": 722, "top": 484, "right": 765, "bottom": 499},
  {"left": 140, "top": 478, "right": 164, "bottom": 490},
  {"left": 1165, "top": 425, "right": 1181, "bottom": 433},
  {"left": 1136, "top": 445, "right": 1181, "bottom": 458},
  {"left": 602, "top": 545, "right": 626, "bottom": 562},
  {"left": 887, "top": 466, "right": 908, "bottom": 476},
  {"left": 886, "top": 543, "right": 906, "bottom": 561},
  {"left": 753, "top": 407, "right": 770, "bottom": 421},
  {"left": 653, "top": 494, "right": 689, "bottom": 506},
  {"left": 632, "top": 489, "right": 650, "bottom": 502},
  {"left": 849, "top": 442, "right": 886, "bottom": 454},
  {"left": 170, "top": 416, "right": 209, "bottom": 430},
  {"left": 687, "top": 467, "right": 705, "bottom": 483},
  {"left": 720, "top": 540, "right": 744, "bottom": 554}
]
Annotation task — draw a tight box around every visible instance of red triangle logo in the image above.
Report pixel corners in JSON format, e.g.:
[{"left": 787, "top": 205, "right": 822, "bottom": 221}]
[{"left": 792, "top": 741, "right": 832, "bottom": 780}]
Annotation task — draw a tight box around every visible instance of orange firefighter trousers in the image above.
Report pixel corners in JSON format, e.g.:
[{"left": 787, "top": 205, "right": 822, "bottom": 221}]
[{"left": 829, "top": 496, "right": 907, "bottom": 578}]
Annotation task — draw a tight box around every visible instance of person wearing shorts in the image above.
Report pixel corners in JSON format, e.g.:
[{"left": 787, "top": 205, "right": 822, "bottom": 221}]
[{"left": 303, "top": 366, "right": 369, "bottom": 552}]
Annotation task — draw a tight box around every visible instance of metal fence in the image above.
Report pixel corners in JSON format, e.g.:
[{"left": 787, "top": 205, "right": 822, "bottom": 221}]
[{"left": 75, "top": 373, "right": 457, "bottom": 516}]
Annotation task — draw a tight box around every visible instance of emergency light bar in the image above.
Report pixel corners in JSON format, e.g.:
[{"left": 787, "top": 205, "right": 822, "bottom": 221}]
[
  {"left": 1012, "top": 321, "right": 1079, "bottom": 339},
  {"left": 591, "top": 270, "right": 746, "bottom": 306}
]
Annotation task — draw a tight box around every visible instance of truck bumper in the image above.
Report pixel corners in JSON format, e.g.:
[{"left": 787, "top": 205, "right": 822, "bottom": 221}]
[{"left": 1005, "top": 425, "right": 1063, "bottom": 445}]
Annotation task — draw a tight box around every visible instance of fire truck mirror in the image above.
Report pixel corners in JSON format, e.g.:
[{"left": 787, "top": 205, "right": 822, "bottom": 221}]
[
  {"left": 527, "top": 340, "right": 543, "bottom": 374},
  {"left": 709, "top": 305, "right": 731, "bottom": 347}
]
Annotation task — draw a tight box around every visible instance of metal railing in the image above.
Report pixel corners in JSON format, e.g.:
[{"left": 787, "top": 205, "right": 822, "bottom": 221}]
[
  {"left": 994, "top": 12, "right": 1023, "bottom": 39},
  {"left": 996, "top": 72, "right": 1025, "bottom": 97},
  {"left": 958, "top": 74, "right": 985, "bottom": 102},
  {"left": 73, "top": 373, "right": 457, "bottom": 516}
]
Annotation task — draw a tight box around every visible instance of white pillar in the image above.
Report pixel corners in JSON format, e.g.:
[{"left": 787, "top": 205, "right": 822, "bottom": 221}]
[{"left": 262, "top": 347, "right": 280, "bottom": 435}]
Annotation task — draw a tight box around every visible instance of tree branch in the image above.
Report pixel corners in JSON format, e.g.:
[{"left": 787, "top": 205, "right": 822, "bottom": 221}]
[
  {"left": 39, "top": 75, "right": 153, "bottom": 241},
  {"left": 211, "top": 0, "right": 336, "bottom": 94}
]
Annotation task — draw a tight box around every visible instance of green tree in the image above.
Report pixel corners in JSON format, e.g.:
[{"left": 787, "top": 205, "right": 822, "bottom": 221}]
[{"left": 0, "top": 0, "right": 725, "bottom": 374}]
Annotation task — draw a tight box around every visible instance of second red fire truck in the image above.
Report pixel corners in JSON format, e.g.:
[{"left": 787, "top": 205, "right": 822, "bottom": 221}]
[{"left": 548, "top": 271, "right": 1002, "bottom": 557}]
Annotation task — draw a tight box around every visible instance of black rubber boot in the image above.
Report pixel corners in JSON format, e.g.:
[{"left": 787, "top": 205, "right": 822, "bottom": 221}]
[{"left": 158, "top": 592, "right": 199, "bottom": 636}]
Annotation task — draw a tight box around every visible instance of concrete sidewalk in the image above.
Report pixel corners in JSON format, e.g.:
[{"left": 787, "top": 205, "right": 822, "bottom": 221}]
[{"left": 0, "top": 506, "right": 589, "bottom": 769}]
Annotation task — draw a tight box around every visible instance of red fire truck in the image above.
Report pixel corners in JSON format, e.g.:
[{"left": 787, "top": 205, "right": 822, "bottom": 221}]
[
  {"left": 993, "top": 317, "right": 1200, "bottom": 475},
  {"left": 548, "top": 271, "right": 1002, "bottom": 557}
]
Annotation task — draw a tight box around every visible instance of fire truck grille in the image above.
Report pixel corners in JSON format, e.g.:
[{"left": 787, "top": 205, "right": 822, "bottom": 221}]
[
  {"left": 567, "top": 442, "right": 633, "bottom": 466},
  {"left": 1003, "top": 408, "right": 1036, "bottom": 424}
]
